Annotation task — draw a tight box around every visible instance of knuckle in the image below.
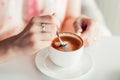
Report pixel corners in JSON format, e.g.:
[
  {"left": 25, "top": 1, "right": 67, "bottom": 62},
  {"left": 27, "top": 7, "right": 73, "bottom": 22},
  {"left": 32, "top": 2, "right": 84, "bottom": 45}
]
[
  {"left": 32, "top": 17, "right": 41, "bottom": 23},
  {"left": 41, "top": 15, "right": 53, "bottom": 20}
]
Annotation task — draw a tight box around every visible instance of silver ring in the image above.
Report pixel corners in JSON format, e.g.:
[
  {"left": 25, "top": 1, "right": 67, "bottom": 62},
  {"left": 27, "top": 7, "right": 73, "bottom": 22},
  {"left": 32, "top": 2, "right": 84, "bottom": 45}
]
[{"left": 41, "top": 23, "right": 46, "bottom": 32}]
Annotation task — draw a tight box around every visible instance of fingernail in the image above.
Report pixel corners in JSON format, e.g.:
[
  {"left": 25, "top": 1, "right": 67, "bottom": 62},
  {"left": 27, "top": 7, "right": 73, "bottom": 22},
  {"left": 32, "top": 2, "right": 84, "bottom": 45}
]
[{"left": 75, "top": 26, "right": 83, "bottom": 33}]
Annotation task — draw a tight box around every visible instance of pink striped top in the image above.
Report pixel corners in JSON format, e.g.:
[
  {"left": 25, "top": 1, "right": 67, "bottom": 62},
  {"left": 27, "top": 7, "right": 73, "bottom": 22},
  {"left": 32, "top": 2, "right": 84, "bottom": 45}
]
[
  {"left": 26, "top": 0, "right": 43, "bottom": 23},
  {"left": 0, "top": 0, "right": 66, "bottom": 40}
]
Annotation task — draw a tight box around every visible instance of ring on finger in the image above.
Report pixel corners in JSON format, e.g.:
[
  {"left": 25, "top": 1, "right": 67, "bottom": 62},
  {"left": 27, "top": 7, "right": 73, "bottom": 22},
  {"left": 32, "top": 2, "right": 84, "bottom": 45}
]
[{"left": 41, "top": 23, "right": 46, "bottom": 32}]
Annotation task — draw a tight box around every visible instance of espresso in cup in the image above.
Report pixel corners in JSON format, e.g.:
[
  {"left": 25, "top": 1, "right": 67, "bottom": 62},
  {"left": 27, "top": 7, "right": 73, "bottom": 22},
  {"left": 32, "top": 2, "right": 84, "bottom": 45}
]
[
  {"left": 51, "top": 35, "right": 83, "bottom": 52},
  {"left": 49, "top": 32, "right": 84, "bottom": 68}
]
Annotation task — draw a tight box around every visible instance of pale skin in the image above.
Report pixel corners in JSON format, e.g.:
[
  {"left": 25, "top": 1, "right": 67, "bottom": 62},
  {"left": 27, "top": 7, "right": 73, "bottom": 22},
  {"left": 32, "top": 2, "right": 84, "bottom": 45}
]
[{"left": 0, "top": 0, "right": 100, "bottom": 62}]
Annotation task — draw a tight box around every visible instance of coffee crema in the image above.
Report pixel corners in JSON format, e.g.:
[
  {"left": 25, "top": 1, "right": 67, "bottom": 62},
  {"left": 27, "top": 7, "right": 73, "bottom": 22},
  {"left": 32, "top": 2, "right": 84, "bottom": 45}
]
[{"left": 51, "top": 36, "right": 82, "bottom": 52}]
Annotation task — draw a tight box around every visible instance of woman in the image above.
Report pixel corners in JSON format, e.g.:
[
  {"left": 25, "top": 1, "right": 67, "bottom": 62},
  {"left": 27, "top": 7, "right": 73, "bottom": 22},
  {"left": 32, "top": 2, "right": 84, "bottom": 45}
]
[{"left": 0, "top": 0, "right": 110, "bottom": 60}]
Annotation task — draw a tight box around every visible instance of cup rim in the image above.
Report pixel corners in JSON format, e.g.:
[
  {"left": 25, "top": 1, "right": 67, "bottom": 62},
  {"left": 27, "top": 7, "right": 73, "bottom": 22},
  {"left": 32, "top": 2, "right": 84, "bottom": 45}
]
[
  {"left": 50, "top": 32, "right": 84, "bottom": 53},
  {"left": 49, "top": 45, "right": 84, "bottom": 54}
]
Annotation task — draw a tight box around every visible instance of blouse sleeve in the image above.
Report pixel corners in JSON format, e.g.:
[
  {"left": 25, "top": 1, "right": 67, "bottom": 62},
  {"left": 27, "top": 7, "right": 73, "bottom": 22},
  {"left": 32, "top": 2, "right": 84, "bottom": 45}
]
[
  {"left": 81, "top": 0, "right": 112, "bottom": 36},
  {"left": 0, "top": 0, "right": 24, "bottom": 40}
]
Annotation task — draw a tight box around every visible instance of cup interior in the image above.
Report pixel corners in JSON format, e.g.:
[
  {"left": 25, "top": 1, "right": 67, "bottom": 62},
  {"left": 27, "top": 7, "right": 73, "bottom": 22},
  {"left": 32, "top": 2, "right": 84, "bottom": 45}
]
[{"left": 51, "top": 32, "right": 83, "bottom": 52}]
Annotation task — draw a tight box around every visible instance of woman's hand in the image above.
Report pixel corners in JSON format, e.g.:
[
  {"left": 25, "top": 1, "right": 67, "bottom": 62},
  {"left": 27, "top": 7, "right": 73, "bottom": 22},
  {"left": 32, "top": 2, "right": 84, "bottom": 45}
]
[
  {"left": 0, "top": 14, "right": 60, "bottom": 55},
  {"left": 74, "top": 16, "right": 100, "bottom": 46}
]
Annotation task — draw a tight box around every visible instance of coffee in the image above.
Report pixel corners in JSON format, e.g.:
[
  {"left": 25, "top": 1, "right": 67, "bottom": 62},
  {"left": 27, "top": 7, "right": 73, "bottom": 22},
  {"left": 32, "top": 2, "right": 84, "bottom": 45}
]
[
  {"left": 52, "top": 34, "right": 83, "bottom": 52},
  {"left": 49, "top": 32, "right": 84, "bottom": 67}
]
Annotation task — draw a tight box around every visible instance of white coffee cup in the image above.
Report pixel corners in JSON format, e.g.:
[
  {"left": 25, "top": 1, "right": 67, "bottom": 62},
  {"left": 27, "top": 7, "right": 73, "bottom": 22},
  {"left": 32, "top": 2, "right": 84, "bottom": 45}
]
[{"left": 49, "top": 32, "right": 84, "bottom": 68}]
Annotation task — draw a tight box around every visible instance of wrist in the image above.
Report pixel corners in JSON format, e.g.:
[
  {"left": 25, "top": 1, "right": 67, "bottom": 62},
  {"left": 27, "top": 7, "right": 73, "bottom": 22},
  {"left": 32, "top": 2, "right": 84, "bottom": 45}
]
[{"left": 61, "top": 16, "right": 77, "bottom": 33}]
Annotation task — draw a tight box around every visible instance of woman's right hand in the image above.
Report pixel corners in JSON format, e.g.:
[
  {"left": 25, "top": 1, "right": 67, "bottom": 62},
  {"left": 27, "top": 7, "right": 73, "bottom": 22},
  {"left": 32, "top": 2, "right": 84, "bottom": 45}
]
[{"left": 0, "top": 14, "right": 60, "bottom": 55}]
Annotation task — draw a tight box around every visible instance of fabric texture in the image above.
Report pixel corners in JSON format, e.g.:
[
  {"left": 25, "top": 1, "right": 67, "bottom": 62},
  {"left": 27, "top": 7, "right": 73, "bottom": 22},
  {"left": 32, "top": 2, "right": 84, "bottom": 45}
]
[{"left": 0, "top": 0, "right": 111, "bottom": 40}]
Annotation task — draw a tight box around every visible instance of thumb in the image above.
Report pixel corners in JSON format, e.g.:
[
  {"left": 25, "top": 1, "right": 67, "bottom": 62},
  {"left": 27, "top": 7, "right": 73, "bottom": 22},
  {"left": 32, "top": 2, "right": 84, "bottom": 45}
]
[{"left": 73, "top": 17, "right": 83, "bottom": 34}]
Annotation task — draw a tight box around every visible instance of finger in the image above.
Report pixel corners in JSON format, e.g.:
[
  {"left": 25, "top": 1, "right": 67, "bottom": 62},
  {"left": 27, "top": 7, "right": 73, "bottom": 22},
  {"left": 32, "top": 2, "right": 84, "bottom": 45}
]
[
  {"left": 30, "top": 23, "right": 57, "bottom": 34},
  {"left": 30, "top": 23, "right": 57, "bottom": 41},
  {"left": 74, "top": 16, "right": 92, "bottom": 34},
  {"left": 32, "top": 15, "right": 52, "bottom": 23},
  {"left": 32, "top": 15, "right": 60, "bottom": 28},
  {"left": 81, "top": 18, "right": 92, "bottom": 33},
  {"left": 73, "top": 18, "right": 83, "bottom": 33},
  {"left": 29, "top": 15, "right": 59, "bottom": 34},
  {"left": 32, "top": 32, "right": 54, "bottom": 41},
  {"left": 41, "top": 23, "right": 57, "bottom": 33}
]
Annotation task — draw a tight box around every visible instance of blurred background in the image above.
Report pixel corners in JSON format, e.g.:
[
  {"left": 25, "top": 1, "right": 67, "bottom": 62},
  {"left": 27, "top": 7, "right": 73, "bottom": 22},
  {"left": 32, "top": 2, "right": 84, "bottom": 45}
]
[{"left": 96, "top": 0, "right": 120, "bottom": 35}]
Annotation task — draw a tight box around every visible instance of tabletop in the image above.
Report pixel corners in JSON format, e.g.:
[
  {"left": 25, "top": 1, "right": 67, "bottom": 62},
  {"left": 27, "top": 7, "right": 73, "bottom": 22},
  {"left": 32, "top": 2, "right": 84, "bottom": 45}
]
[{"left": 0, "top": 36, "right": 120, "bottom": 80}]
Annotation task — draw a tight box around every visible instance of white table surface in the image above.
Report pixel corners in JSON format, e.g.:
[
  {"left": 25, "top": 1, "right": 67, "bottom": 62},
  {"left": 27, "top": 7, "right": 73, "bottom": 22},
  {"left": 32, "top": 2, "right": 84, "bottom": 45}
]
[{"left": 0, "top": 36, "right": 120, "bottom": 80}]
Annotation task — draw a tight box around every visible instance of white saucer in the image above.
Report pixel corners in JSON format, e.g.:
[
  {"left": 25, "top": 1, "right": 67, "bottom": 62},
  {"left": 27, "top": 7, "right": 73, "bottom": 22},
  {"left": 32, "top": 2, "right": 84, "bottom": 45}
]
[{"left": 35, "top": 47, "right": 93, "bottom": 79}]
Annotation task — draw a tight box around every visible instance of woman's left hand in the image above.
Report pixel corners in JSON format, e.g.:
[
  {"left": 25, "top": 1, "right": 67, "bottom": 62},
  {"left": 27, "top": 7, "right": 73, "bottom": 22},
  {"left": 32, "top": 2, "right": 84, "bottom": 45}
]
[{"left": 74, "top": 16, "right": 100, "bottom": 47}]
